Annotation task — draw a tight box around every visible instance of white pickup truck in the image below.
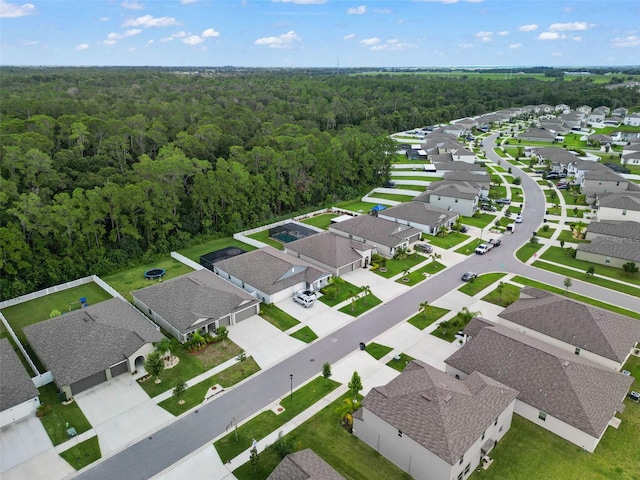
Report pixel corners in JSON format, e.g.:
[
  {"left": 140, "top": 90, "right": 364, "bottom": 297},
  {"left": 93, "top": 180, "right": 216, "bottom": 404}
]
[{"left": 475, "top": 243, "right": 494, "bottom": 255}]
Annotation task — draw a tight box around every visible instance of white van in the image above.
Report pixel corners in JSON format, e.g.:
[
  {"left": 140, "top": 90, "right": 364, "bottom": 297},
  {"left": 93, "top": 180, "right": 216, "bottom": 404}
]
[{"left": 293, "top": 290, "right": 316, "bottom": 308}]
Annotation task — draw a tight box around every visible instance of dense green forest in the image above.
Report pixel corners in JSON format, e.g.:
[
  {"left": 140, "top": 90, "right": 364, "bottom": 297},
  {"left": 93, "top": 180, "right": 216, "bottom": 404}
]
[{"left": 1, "top": 68, "right": 639, "bottom": 300}]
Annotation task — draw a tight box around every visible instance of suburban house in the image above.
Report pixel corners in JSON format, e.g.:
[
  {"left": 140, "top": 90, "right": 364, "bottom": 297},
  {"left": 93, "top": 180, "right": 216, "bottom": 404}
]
[
  {"left": 327, "top": 215, "right": 422, "bottom": 258},
  {"left": 596, "top": 191, "right": 640, "bottom": 222},
  {"left": 433, "top": 161, "right": 485, "bottom": 174},
  {"left": 576, "top": 105, "right": 592, "bottom": 115},
  {"left": 622, "top": 150, "right": 640, "bottom": 165},
  {"left": 587, "top": 109, "right": 607, "bottom": 124},
  {"left": 557, "top": 111, "right": 585, "bottom": 129},
  {"left": 496, "top": 287, "right": 640, "bottom": 370},
  {"left": 132, "top": 269, "right": 260, "bottom": 343},
  {"left": 0, "top": 338, "right": 39, "bottom": 428},
  {"left": 585, "top": 220, "right": 640, "bottom": 242},
  {"left": 623, "top": 113, "right": 640, "bottom": 126},
  {"left": 567, "top": 159, "right": 608, "bottom": 184},
  {"left": 532, "top": 147, "right": 578, "bottom": 171},
  {"left": 212, "top": 246, "right": 332, "bottom": 304},
  {"left": 445, "top": 320, "right": 633, "bottom": 453},
  {"left": 267, "top": 449, "right": 345, "bottom": 480},
  {"left": 587, "top": 133, "right": 613, "bottom": 146},
  {"left": 413, "top": 180, "right": 479, "bottom": 217},
  {"left": 353, "top": 360, "right": 518, "bottom": 480},
  {"left": 23, "top": 298, "right": 164, "bottom": 399},
  {"left": 518, "top": 128, "right": 557, "bottom": 143},
  {"left": 285, "top": 231, "right": 372, "bottom": 277},
  {"left": 581, "top": 169, "right": 628, "bottom": 203},
  {"left": 378, "top": 202, "right": 459, "bottom": 235},
  {"left": 612, "top": 107, "right": 628, "bottom": 118},
  {"left": 442, "top": 171, "right": 490, "bottom": 197},
  {"left": 576, "top": 237, "right": 640, "bottom": 269}
]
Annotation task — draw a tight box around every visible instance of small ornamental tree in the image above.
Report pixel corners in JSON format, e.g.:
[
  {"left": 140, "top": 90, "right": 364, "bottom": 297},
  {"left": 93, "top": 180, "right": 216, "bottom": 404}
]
[
  {"left": 173, "top": 379, "right": 187, "bottom": 404},
  {"left": 348, "top": 371, "right": 363, "bottom": 402},
  {"left": 563, "top": 277, "right": 573, "bottom": 294},
  {"left": 623, "top": 262, "right": 639, "bottom": 277},
  {"left": 144, "top": 350, "right": 165, "bottom": 383},
  {"left": 322, "top": 362, "right": 332, "bottom": 385}
]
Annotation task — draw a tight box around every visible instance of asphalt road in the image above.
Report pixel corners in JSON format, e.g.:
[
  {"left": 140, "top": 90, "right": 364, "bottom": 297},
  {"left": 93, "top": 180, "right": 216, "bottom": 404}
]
[{"left": 76, "top": 133, "right": 640, "bottom": 480}]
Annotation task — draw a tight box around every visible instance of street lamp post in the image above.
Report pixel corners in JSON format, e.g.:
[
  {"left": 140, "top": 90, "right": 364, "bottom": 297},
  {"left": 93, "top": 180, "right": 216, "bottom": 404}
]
[{"left": 289, "top": 374, "right": 293, "bottom": 400}]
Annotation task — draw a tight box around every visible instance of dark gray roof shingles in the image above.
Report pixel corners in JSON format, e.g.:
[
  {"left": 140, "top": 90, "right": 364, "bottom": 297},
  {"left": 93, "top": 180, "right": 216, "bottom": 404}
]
[
  {"left": 0, "top": 338, "right": 39, "bottom": 411},
  {"left": 285, "top": 231, "right": 366, "bottom": 269},
  {"left": 267, "top": 449, "right": 346, "bottom": 480},
  {"left": 328, "top": 215, "right": 422, "bottom": 249}
]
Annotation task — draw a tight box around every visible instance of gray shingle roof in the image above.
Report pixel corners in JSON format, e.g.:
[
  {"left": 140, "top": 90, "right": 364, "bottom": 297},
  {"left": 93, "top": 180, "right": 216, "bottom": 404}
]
[
  {"left": 214, "top": 246, "right": 331, "bottom": 295},
  {"left": 361, "top": 360, "right": 518, "bottom": 465},
  {"left": 24, "top": 298, "right": 164, "bottom": 387},
  {"left": 597, "top": 192, "right": 640, "bottom": 211},
  {"left": 434, "top": 161, "right": 485, "bottom": 172},
  {"left": 0, "top": 338, "right": 38, "bottom": 411},
  {"left": 520, "top": 128, "right": 557, "bottom": 141},
  {"left": 132, "top": 269, "right": 259, "bottom": 334},
  {"left": 380, "top": 202, "right": 458, "bottom": 228},
  {"left": 586, "top": 220, "right": 640, "bottom": 240},
  {"left": 442, "top": 171, "right": 490, "bottom": 185},
  {"left": 584, "top": 169, "right": 626, "bottom": 182},
  {"left": 420, "top": 180, "right": 479, "bottom": 201},
  {"left": 446, "top": 321, "right": 633, "bottom": 438},
  {"left": 577, "top": 237, "right": 640, "bottom": 263},
  {"left": 571, "top": 159, "right": 609, "bottom": 172},
  {"left": 328, "top": 215, "right": 422, "bottom": 249},
  {"left": 285, "top": 232, "right": 366, "bottom": 269},
  {"left": 267, "top": 449, "right": 345, "bottom": 480},
  {"left": 533, "top": 147, "right": 579, "bottom": 163},
  {"left": 499, "top": 287, "right": 640, "bottom": 363}
]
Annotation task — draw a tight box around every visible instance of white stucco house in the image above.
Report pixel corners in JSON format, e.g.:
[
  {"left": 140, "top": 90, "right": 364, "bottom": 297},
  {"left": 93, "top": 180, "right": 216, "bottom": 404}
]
[
  {"left": 596, "top": 192, "right": 640, "bottom": 222},
  {"left": 413, "top": 180, "right": 479, "bottom": 217},
  {"left": 378, "top": 202, "right": 459, "bottom": 235}
]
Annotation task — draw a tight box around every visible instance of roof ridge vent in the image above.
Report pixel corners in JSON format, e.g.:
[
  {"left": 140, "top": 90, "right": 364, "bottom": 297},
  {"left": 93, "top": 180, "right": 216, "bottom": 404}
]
[
  {"left": 562, "top": 361, "right": 570, "bottom": 367},
  {"left": 443, "top": 393, "right": 453, "bottom": 402},
  {"left": 421, "top": 393, "right": 432, "bottom": 402}
]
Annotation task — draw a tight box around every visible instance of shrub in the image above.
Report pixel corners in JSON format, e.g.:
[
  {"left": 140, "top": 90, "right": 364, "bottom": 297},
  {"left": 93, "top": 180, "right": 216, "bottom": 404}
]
[
  {"left": 542, "top": 224, "right": 550, "bottom": 232},
  {"left": 36, "top": 404, "right": 51, "bottom": 418}
]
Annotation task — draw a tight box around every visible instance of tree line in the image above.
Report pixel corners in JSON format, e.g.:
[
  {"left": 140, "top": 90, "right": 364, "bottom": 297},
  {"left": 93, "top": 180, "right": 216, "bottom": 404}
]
[{"left": 1, "top": 68, "right": 639, "bottom": 300}]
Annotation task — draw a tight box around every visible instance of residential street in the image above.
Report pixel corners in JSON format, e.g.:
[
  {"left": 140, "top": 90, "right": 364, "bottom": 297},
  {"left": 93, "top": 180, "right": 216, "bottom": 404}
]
[{"left": 75, "top": 133, "right": 640, "bottom": 480}]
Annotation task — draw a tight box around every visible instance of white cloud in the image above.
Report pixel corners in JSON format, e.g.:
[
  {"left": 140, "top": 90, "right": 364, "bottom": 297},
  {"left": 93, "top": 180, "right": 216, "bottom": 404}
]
[
  {"left": 121, "top": 0, "right": 143, "bottom": 10},
  {"left": 551, "top": 51, "right": 563, "bottom": 57},
  {"left": 202, "top": 28, "right": 220, "bottom": 38},
  {"left": 182, "top": 35, "right": 204, "bottom": 45},
  {"left": 518, "top": 24, "right": 538, "bottom": 32},
  {"left": 572, "top": 36, "right": 582, "bottom": 42},
  {"left": 343, "top": 33, "right": 356, "bottom": 41},
  {"left": 128, "top": 47, "right": 136, "bottom": 51},
  {"left": 549, "top": 22, "right": 588, "bottom": 32},
  {"left": 498, "top": 30, "right": 509, "bottom": 36},
  {"left": 347, "top": 5, "right": 366, "bottom": 15},
  {"left": 611, "top": 35, "right": 640, "bottom": 48},
  {"left": 103, "top": 40, "right": 117, "bottom": 46},
  {"left": 373, "top": 8, "right": 390, "bottom": 14},
  {"left": 537, "top": 31, "right": 567, "bottom": 40},
  {"left": 123, "top": 15, "right": 178, "bottom": 28},
  {"left": 370, "top": 38, "right": 414, "bottom": 51},
  {"left": 147, "top": 39, "right": 154, "bottom": 44},
  {"left": 417, "top": 0, "right": 483, "bottom": 3},
  {"left": 181, "top": 0, "right": 198, "bottom": 3},
  {"left": 161, "top": 31, "right": 188, "bottom": 42},
  {"left": 0, "top": 0, "right": 35, "bottom": 18},
  {"left": 509, "top": 43, "right": 522, "bottom": 49},
  {"left": 103, "top": 29, "right": 142, "bottom": 44},
  {"left": 359, "top": 37, "right": 381, "bottom": 46},
  {"left": 271, "top": 0, "right": 327, "bottom": 4},
  {"left": 475, "top": 31, "right": 493, "bottom": 42},
  {"left": 99, "top": 16, "right": 109, "bottom": 22},
  {"left": 75, "top": 43, "right": 90, "bottom": 51},
  {"left": 255, "top": 30, "right": 301, "bottom": 49},
  {"left": 459, "top": 43, "right": 475, "bottom": 49},
  {"left": 563, "top": 7, "right": 572, "bottom": 13}
]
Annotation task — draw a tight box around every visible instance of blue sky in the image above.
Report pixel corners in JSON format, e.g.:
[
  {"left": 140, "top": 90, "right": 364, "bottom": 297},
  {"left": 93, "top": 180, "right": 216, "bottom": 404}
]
[{"left": 1, "top": 0, "right": 639, "bottom": 67}]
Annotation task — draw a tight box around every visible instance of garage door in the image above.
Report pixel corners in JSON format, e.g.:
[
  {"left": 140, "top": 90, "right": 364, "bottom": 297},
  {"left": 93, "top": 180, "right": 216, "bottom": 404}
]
[
  {"left": 110, "top": 361, "right": 129, "bottom": 377},
  {"left": 70, "top": 371, "right": 107, "bottom": 395},
  {"left": 234, "top": 306, "right": 256, "bottom": 323}
]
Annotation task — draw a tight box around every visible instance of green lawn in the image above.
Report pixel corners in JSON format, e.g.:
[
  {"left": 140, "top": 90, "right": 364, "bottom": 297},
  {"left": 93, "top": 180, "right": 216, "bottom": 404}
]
[
  {"left": 371, "top": 193, "right": 415, "bottom": 203},
  {"left": 177, "top": 236, "right": 257, "bottom": 263},
  {"left": 557, "top": 229, "right": 590, "bottom": 244},
  {"left": 299, "top": 213, "right": 338, "bottom": 230},
  {"left": 560, "top": 189, "right": 587, "bottom": 206},
  {"left": 454, "top": 240, "right": 482, "bottom": 256},
  {"left": 481, "top": 283, "right": 521, "bottom": 307},
  {"left": 60, "top": 436, "right": 101, "bottom": 471},
  {"left": 396, "top": 184, "right": 428, "bottom": 191},
  {"left": 540, "top": 247, "right": 640, "bottom": 286},
  {"left": 290, "top": 326, "right": 318, "bottom": 343},
  {"left": 473, "top": 356, "right": 640, "bottom": 480},
  {"left": 426, "top": 232, "right": 470, "bottom": 249},
  {"left": 490, "top": 186, "right": 507, "bottom": 198},
  {"left": 386, "top": 353, "right": 416, "bottom": 372},
  {"left": 247, "top": 229, "right": 285, "bottom": 250},
  {"left": 490, "top": 165, "right": 507, "bottom": 173},
  {"left": 430, "top": 310, "right": 477, "bottom": 343},
  {"left": 374, "top": 253, "right": 427, "bottom": 278},
  {"left": 458, "top": 273, "right": 506, "bottom": 296},
  {"left": 338, "top": 294, "right": 382, "bottom": 317},
  {"left": 260, "top": 303, "right": 300, "bottom": 331},
  {"left": 159, "top": 358, "right": 261, "bottom": 416},
  {"left": 334, "top": 200, "right": 379, "bottom": 214},
  {"left": 319, "top": 280, "right": 363, "bottom": 307},
  {"left": 461, "top": 214, "right": 495, "bottom": 229},
  {"left": 396, "top": 261, "right": 446, "bottom": 286},
  {"left": 1, "top": 283, "right": 113, "bottom": 343},
  {"left": 536, "top": 226, "right": 555, "bottom": 238},
  {"left": 102, "top": 257, "right": 194, "bottom": 301},
  {"left": 365, "top": 342, "right": 393, "bottom": 360},
  {"left": 510, "top": 276, "right": 640, "bottom": 320},
  {"left": 407, "top": 306, "right": 450, "bottom": 330},
  {"left": 215, "top": 377, "right": 341, "bottom": 463},
  {"left": 494, "top": 148, "right": 508, "bottom": 158},
  {"left": 38, "top": 383, "right": 92, "bottom": 446},
  {"left": 515, "top": 243, "right": 543, "bottom": 262}
]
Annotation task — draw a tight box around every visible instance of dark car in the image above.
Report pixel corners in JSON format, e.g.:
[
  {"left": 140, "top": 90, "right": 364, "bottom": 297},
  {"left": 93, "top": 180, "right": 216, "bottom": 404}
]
[
  {"left": 415, "top": 243, "right": 433, "bottom": 254},
  {"left": 488, "top": 238, "right": 501, "bottom": 247},
  {"left": 534, "top": 170, "right": 546, "bottom": 175},
  {"left": 546, "top": 172, "right": 559, "bottom": 179},
  {"left": 495, "top": 198, "right": 511, "bottom": 205},
  {"left": 480, "top": 204, "right": 497, "bottom": 212},
  {"left": 461, "top": 272, "right": 477, "bottom": 282},
  {"left": 459, "top": 225, "right": 469, "bottom": 233}
]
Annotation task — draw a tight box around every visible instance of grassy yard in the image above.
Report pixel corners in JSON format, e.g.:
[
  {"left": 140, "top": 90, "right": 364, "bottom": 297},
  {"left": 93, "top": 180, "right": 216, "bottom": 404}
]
[
  {"left": 338, "top": 294, "right": 382, "bottom": 317},
  {"left": 38, "top": 383, "right": 92, "bottom": 446},
  {"left": 386, "top": 353, "right": 416, "bottom": 372},
  {"left": 374, "top": 253, "right": 427, "bottom": 278},
  {"left": 540, "top": 247, "right": 640, "bottom": 286},
  {"left": 259, "top": 303, "right": 300, "bottom": 331},
  {"left": 473, "top": 356, "right": 640, "bottom": 480},
  {"left": 426, "top": 232, "right": 470, "bottom": 249},
  {"left": 299, "top": 213, "right": 338, "bottom": 230},
  {"left": 397, "top": 261, "right": 446, "bottom": 286},
  {"left": 1, "top": 283, "right": 113, "bottom": 343},
  {"left": 371, "top": 193, "right": 416, "bottom": 203},
  {"left": 510, "top": 276, "right": 640, "bottom": 320},
  {"left": 490, "top": 186, "right": 507, "bottom": 198},
  {"left": 556, "top": 229, "right": 590, "bottom": 244},
  {"left": 178, "top": 236, "right": 257, "bottom": 263},
  {"left": 396, "top": 184, "right": 428, "bottom": 191},
  {"left": 334, "top": 199, "right": 379, "bottom": 213},
  {"left": 215, "top": 377, "right": 341, "bottom": 463},
  {"left": 319, "top": 280, "right": 362, "bottom": 307},
  {"left": 102, "top": 257, "right": 194, "bottom": 301},
  {"left": 560, "top": 189, "right": 587, "bottom": 206},
  {"left": 461, "top": 214, "right": 495, "bottom": 229},
  {"left": 458, "top": 273, "right": 506, "bottom": 296},
  {"left": 481, "top": 283, "right": 521, "bottom": 307},
  {"left": 365, "top": 342, "right": 393, "bottom": 360},
  {"left": 407, "top": 306, "right": 450, "bottom": 330},
  {"left": 159, "top": 358, "right": 261, "bottom": 416},
  {"left": 290, "top": 326, "right": 318, "bottom": 343},
  {"left": 536, "top": 226, "right": 555, "bottom": 238},
  {"left": 247, "top": 229, "right": 285, "bottom": 250},
  {"left": 455, "top": 240, "right": 482, "bottom": 256},
  {"left": 515, "top": 242, "right": 543, "bottom": 262},
  {"left": 60, "top": 436, "right": 101, "bottom": 470}
]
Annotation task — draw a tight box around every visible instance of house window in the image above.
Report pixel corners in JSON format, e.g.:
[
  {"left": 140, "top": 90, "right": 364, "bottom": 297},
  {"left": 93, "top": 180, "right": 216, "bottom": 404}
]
[
  {"left": 616, "top": 181, "right": 620, "bottom": 186},
  {"left": 148, "top": 308, "right": 152, "bottom": 315},
  {"left": 481, "top": 431, "right": 485, "bottom": 441},
  {"left": 494, "top": 418, "right": 498, "bottom": 426},
  {"left": 459, "top": 455, "right": 464, "bottom": 465},
  {"left": 575, "top": 347, "right": 581, "bottom": 355},
  {"left": 398, "top": 430, "right": 403, "bottom": 438},
  {"left": 499, "top": 426, "right": 503, "bottom": 433},
  {"left": 622, "top": 209, "right": 627, "bottom": 216},
  {"left": 464, "top": 463, "right": 471, "bottom": 475},
  {"left": 605, "top": 257, "right": 611, "bottom": 264},
  {"left": 539, "top": 411, "right": 547, "bottom": 421},
  {"left": 349, "top": 234, "right": 353, "bottom": 239},
  {"left": 457, "top": 473, "right": 463, "bottom": 480}
]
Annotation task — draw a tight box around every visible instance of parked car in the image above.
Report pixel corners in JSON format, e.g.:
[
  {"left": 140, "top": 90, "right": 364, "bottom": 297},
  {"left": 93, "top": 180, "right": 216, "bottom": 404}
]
[
  {"left": 461, "top": 272, "right": 478, "bottom": 282},
  {"left": 293, "top": 290, "right": 316, "bottom": 308},
  {"left": 414, "top": 243, "right": 433, "bottom": 254},
  {"left": 480, "top": 204, "right": 497, "bottom": 212},
  {"left": 556, "top": 182, "right": 568, "bottom": 189},
  {"left": 488, "top": 238, "right": 501, "bottom": 247},
  {"left": 546, "top": 172, "right": 559, "bottom": 179},
  {"left": 559, "top": 172, "right": 567, "bottom": 178},
  {"left": 515, "top": 215, "right": 523, "bottom": 223},
  {"left": 475, "top": 244, "right": 493, "bottom": 255},
  {"left": 534, "top": 170, "right": 546, "bottom": 175},
  {"left": 478, "top": 196, "right": 491, "bottom": 203},
  {"left": 495, "top": 198, "right": 511, "bottom": 205},
  {"left": 459, "top": 225, "right": 469, "bottom": 233}
]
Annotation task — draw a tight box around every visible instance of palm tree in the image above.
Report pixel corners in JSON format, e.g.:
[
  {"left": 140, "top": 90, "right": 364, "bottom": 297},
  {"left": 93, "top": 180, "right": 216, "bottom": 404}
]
[
  {"left": 349, "top": 290, "right": 357, "bottom": 311},
  {"left": 156, "top": 337, "right": 172, "bottom": 362},
  {"left": 402, "top": 268, "right": 411, "bottom": 281},
  {"left": 335, "top": 398, "right": 355, "bottom": 431},
  {"left": 419, "top": 301, "right": 430, "bottom": 317},
  {"left": 459, "top": 306, "right": 481, "bottom": 323},
  {"left": 361, "top": 285, "right": 371, "bottom": 304}
]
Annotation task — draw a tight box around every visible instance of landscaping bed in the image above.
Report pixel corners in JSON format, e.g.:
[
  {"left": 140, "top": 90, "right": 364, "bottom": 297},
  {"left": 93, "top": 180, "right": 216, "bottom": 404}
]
[{"left": 318, "top": 279, "right": 362, "bottom": 307}]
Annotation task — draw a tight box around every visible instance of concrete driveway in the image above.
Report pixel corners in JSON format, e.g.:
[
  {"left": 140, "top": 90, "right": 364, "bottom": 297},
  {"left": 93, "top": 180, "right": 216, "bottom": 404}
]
[
  {"left": 0, "top": 416, "right": 61, "bottom": 474},
  {"left": 275, "top": 297, "right": 354, "bottom": 338},
  {"left": 74, "top": 374, "right": 173, "bottom": 455},
  {"left": 1, "top": 448, "right": 75, "bottom": 480}
]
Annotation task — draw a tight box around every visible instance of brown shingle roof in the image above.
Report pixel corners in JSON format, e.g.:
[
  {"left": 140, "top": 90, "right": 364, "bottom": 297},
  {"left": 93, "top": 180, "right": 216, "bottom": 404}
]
[
  {"left": 445, "top": 321, "right": 633, "bottom": 438},
  {"left": 267, "top": 449, "right": 345, "bottom": 480},
  {"left": 361, "top": 360, "right": 518, "bottom": 465},
  {"left": 0, "top": 338, "right": 38, "bottom": 411}
]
